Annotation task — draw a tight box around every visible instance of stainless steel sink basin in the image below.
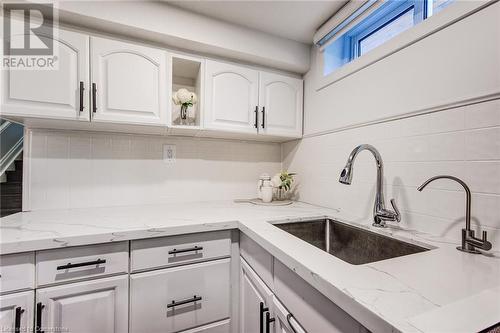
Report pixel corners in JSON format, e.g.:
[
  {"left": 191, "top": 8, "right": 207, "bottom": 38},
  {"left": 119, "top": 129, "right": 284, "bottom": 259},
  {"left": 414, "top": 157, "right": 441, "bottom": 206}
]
[{"left": 273, "top": 219, "right": 429, "bottom": 265}]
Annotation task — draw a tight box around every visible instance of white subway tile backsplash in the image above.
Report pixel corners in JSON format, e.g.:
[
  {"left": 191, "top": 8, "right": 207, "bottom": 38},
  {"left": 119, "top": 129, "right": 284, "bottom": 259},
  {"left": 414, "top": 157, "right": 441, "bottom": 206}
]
[
  {"left": 26, "top": 130, "right": 281, "bottom": 210},
  {"left": 284, "top": 99, "right": 500, "bottom": 249},
  {"left": 464, "top": 127, "right": 500, "bottom": 161}
]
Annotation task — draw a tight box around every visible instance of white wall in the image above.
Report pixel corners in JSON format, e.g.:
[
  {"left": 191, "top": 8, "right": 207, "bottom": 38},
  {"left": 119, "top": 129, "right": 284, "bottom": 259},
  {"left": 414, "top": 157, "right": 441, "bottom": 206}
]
[
  {"left": 56, "top": 1, "right": 310, "bottom": 74},
  {"left": 26, "top": 130, "right": 281, "bottom": 210},
  {"left": 283, "top": 2, "right": 500, "bottom": 248},
  {"left": 304, "top": 1, "right": 500, "bottom": 135}
]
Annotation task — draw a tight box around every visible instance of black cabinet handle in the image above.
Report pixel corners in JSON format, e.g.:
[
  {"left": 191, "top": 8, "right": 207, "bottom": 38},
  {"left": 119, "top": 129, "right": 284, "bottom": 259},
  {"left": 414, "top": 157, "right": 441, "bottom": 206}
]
[
  {"left": 261, "top": 106, "right": 266, "bottom": 129},
  {"left": 14, "top": 307, "right": 24, "bottom": 333},
  {"left": 167, "top": 295, "right": 202, "bottom": 308},
  {"left": 265, "top": 311, "right": 275, "bottom": 333},
  {"left": 254, "top": 106, "right": 258, "bottom": 129},
  {"left": 92, "top": 83, "right": 97, "bottom": 113},
  {"left": 79, "top": 81, "right": 84, "bottom": 112},
  {"left": 168, "top": 246, "right": 203, "bottom": 255},
  {"left": 35, "top": 302, "right": 44, "bottom": 333},
  {"left": 56, "top": 258, "right": 106, "bottom": 270},
  {"left": 260, "top": 302, "right": 269, "bottom": 333}
]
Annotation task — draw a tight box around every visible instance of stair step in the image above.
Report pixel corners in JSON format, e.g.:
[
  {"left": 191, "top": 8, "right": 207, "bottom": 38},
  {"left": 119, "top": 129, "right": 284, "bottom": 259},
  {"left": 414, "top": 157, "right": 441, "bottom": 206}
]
[
  {"left": 6, "top": 170, "right": 22, "bottom": 182},
  {"left": 0, "top": 183, "right": 22, "bottom": 195},
  {"left": 14, "top": 160, "right": 23, "bottom": 170},
  {"left": 0, "top": 208, "right": 22, "bottom": 217},
  {"left": 1, "top": 194, "right": 22, "bottom": 210}
]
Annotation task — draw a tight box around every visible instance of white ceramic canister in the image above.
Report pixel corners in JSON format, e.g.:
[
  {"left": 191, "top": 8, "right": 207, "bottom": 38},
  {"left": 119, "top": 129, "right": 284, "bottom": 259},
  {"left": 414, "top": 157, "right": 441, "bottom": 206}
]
[{"left": 261, "top": 179, "right": 273, "bottom": 203}]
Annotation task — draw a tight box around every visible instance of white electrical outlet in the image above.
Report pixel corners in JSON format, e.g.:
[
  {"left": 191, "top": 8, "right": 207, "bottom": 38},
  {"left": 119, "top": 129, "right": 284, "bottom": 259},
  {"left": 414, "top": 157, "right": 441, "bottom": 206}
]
[{"left": 163, "top": 144, "right": 176, "bottom": 163}]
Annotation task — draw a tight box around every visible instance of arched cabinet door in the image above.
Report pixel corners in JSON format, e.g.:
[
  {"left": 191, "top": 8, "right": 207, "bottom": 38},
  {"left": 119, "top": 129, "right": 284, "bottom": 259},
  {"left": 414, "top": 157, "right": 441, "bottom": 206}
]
[
  {"left": 204, "top": 60, "right": 259, "bottom": 133},
  {"left": 259, "top": 72, "right": 303, "bottom": 138},
  {"left": 1, "top": 29, "right": 89, "bottom": 121},
  {"left": 90, "top": 37, "right": 168, "bottom": 126}
]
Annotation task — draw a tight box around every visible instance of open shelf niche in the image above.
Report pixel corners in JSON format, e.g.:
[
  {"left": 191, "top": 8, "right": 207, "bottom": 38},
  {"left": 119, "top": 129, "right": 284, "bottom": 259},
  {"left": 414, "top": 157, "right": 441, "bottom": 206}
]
[{"left": 170, "top": 54, "right": 203, "bottom": 129}]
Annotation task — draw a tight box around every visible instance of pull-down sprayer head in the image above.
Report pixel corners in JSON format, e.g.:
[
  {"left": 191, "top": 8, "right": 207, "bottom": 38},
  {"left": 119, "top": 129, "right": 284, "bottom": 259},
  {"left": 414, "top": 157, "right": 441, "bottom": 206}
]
[{"left": 339, "top": 163, "right": 353, "bottom": 185}]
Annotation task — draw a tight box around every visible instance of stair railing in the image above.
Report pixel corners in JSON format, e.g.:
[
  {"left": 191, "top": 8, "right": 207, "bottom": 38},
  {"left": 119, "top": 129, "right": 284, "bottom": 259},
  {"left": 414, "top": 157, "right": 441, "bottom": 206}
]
[{"left": 0, "top": 120, "right": 24, "bottom": 177}]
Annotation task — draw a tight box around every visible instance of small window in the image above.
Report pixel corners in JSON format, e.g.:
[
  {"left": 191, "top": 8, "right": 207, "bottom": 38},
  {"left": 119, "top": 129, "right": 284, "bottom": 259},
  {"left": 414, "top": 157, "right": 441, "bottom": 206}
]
[{"left": 321, "top": 0, "right": 454, "bottom": 76}]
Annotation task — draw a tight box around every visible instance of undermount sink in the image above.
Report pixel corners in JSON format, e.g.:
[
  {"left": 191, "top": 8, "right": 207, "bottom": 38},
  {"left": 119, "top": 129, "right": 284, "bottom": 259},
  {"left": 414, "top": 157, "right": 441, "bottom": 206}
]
[{"left": 273, "top": 219, "right": 429, "bottom": 265}]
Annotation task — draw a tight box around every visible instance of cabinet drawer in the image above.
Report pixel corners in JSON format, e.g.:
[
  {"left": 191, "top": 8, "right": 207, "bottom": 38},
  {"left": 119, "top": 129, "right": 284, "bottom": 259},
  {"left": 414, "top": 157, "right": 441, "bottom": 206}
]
[
  {"left": 36, "top": 242, "right": 128, "bottom": 286},
  {"left": 130, "top": 258, "right": 231, "bottom": 333},
  {"left": 0, "top": 252, "right": 35, "bottom": 293},
  {"left": 179, "top": 319, "right": 230, "bottom": 333},
  {"left": 131, "top": 230, "right": 231, "bottom": 272}
]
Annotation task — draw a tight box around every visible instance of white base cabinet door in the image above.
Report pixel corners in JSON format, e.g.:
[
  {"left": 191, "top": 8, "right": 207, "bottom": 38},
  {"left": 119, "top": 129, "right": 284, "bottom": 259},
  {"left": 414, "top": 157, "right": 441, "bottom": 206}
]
[
  {"left": 35, "top": 275, "right": 128, "bottom": 333},
  {"left": 90, "top": 37, "right": 168, "bottom": 126},
  {"left": 1, "top": 29, "right": 90, "bottom": 121},
  {"left": 239, "top": 257, "right": 274, "bottom": 333},
  {"left": 272, "top": 296, "right": 306, "bottom": 333},
  {"left": 259, "top": 72, "right": 302, "bottom": 138},
  {"left": 0, "top": 291, "right": 34, "bottom": 333},
  {"left": 204, "top": 60, "right": 259, "bottom": 134},
  {"left": 130, "top": 259, "right": 230, "bottom": 333}
]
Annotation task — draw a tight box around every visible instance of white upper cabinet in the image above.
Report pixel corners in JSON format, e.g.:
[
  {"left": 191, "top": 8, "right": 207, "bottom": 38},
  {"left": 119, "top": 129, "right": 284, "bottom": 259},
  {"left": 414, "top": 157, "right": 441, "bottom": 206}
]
[
  {"left": 1, "top": 29, "right": 89, "bottom": 121},
  {"left": 204, "top": 59, "right": 303, "bottom": 139},
  {"left": 204, "top": 60, "right": 259, "bottom": 133},
  {"left": 259, "top": 72, "right": 303, "bottom": 138},
  {"left": 90, "top": 37, "right": 168, "bottom": 125}
]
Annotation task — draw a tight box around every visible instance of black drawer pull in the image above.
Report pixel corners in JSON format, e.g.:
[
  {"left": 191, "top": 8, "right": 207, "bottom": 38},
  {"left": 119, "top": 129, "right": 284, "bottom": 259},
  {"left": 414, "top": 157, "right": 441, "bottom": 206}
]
[
  {"left": 92, "top": 83, "right": 97, "bottom": 113},
  {"left": 265, "top": 312, "right": 275, "bottom": 333},
  {"left": 168, "top": 246, "right": 203, "bottom": 255},
  {"left": 79, "top": 81, "right": 84, "bottom": 112},
  {"left": 261, "top": 106, "right": 266, "bottom": 129},
  {"left": 35, "top": 302, "right": 44, "bottom": 333},
  {"left": 254, "top": 105, "right": 258, "bottom": 129},
  {"left": 167, "top": 295, "right": 202, "bottom": 308},
  {"left": 260, "top": 302, "right": 269, "bottom": 333},
  {"left": 56, "top": 258, "right": 106, "bottom": 270},
  {"left": 14, "top": 307, "right": 24, "bottom": 333}
]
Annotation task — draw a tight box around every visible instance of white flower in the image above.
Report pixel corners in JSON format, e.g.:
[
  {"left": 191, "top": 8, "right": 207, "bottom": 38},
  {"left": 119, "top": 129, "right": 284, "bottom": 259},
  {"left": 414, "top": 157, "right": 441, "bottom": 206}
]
[
  {"left": 191, "top": 92, "right": 198, "bottom": 104},
  {"left": 271, "top": 174, "right": 282, "bottom": 188},
  {"left": 172, "top": 92, "right": 181, "bottom": 105},
  {"left": 176, "top": 88, "right": 193, "bottom": 104}
]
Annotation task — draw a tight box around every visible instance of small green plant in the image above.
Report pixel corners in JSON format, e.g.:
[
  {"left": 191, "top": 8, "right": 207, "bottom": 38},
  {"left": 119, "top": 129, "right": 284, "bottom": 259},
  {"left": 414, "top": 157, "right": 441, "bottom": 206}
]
[{"left": 272, "top": 171, "right": 296, "bottom": 191}]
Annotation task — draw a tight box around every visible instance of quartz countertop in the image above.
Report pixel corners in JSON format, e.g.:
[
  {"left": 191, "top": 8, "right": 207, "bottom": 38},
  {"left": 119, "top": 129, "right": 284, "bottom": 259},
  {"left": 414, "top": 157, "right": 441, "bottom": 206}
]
[{"left": 1, "top": 201, "right": 499, "bottom": 333}]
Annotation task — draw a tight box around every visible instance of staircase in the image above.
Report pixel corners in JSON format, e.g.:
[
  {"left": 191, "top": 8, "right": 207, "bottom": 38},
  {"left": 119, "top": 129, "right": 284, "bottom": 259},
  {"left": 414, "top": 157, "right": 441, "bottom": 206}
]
[
  {"left": 0, "top": 159, "right": 23, "bottom": 217},
  {"left": 0, "top": 119, "right": 24, "bottom": 217}
]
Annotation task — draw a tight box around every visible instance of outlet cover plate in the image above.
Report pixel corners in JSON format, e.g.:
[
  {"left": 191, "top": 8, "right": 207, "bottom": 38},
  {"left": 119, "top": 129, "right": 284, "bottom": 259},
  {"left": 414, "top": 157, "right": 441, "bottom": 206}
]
[{"left": 163, "top": 144, "right": 176, "bottom": 163}]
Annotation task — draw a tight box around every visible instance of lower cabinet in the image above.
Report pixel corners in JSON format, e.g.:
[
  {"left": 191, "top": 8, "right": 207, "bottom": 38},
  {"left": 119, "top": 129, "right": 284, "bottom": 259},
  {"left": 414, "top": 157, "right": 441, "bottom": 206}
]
[
  {"left": 239, "top": 257, "right": 273, "bottom": 333},
  {"left": 35, "top": 275, "right": 128, "bottom": 333},
  {"left": 0, "top": 291, "right": 34, "bottom": 332},
  {"left": 239, "top": 257, "right": 306, "bottom": 333},
  {"left": 130, "top": 258, "right": 231, "bottom": 333},
  {"left": 239, "top": 233, "right": 369, "bottom": 333}
]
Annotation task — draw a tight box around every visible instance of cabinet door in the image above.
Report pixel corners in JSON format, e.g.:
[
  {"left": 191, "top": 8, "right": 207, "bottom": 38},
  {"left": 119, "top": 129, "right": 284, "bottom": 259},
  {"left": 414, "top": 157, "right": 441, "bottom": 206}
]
[
  {"left": 1, "top": 29, "right": 89, "bottom": 121},
  {"left": 90, "top": 37, "right": 168, "bottom": 125},
  {"left": 130, "top": 259, "right": 230, "bottom": 333},
  {"left": 240, "top": 257, "right": 274, "bottom": 333},
  {"left": 204, "top": 60, "right": 259, "bottom": 133},
  {"left": 272, "top": 296, "right": 306, "bottom": 333},
  {"left": 0, "top": 291, "right": 34, "bottom": 333},
  {"left": 259, "top": 72, "right": 302, "bottom": 138},
  {"left": 36, "top": 275, "right": 128, "bottom": 333}
]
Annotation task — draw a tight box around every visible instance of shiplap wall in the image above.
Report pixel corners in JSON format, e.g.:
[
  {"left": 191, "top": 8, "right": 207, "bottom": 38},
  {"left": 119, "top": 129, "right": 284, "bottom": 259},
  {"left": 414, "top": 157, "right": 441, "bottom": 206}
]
[
  {"left": 26, "top": 130, "right": 281, "bottom": 210},
  {"left": 283, "top": 2, "right": 500, "bottom": 249}
]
